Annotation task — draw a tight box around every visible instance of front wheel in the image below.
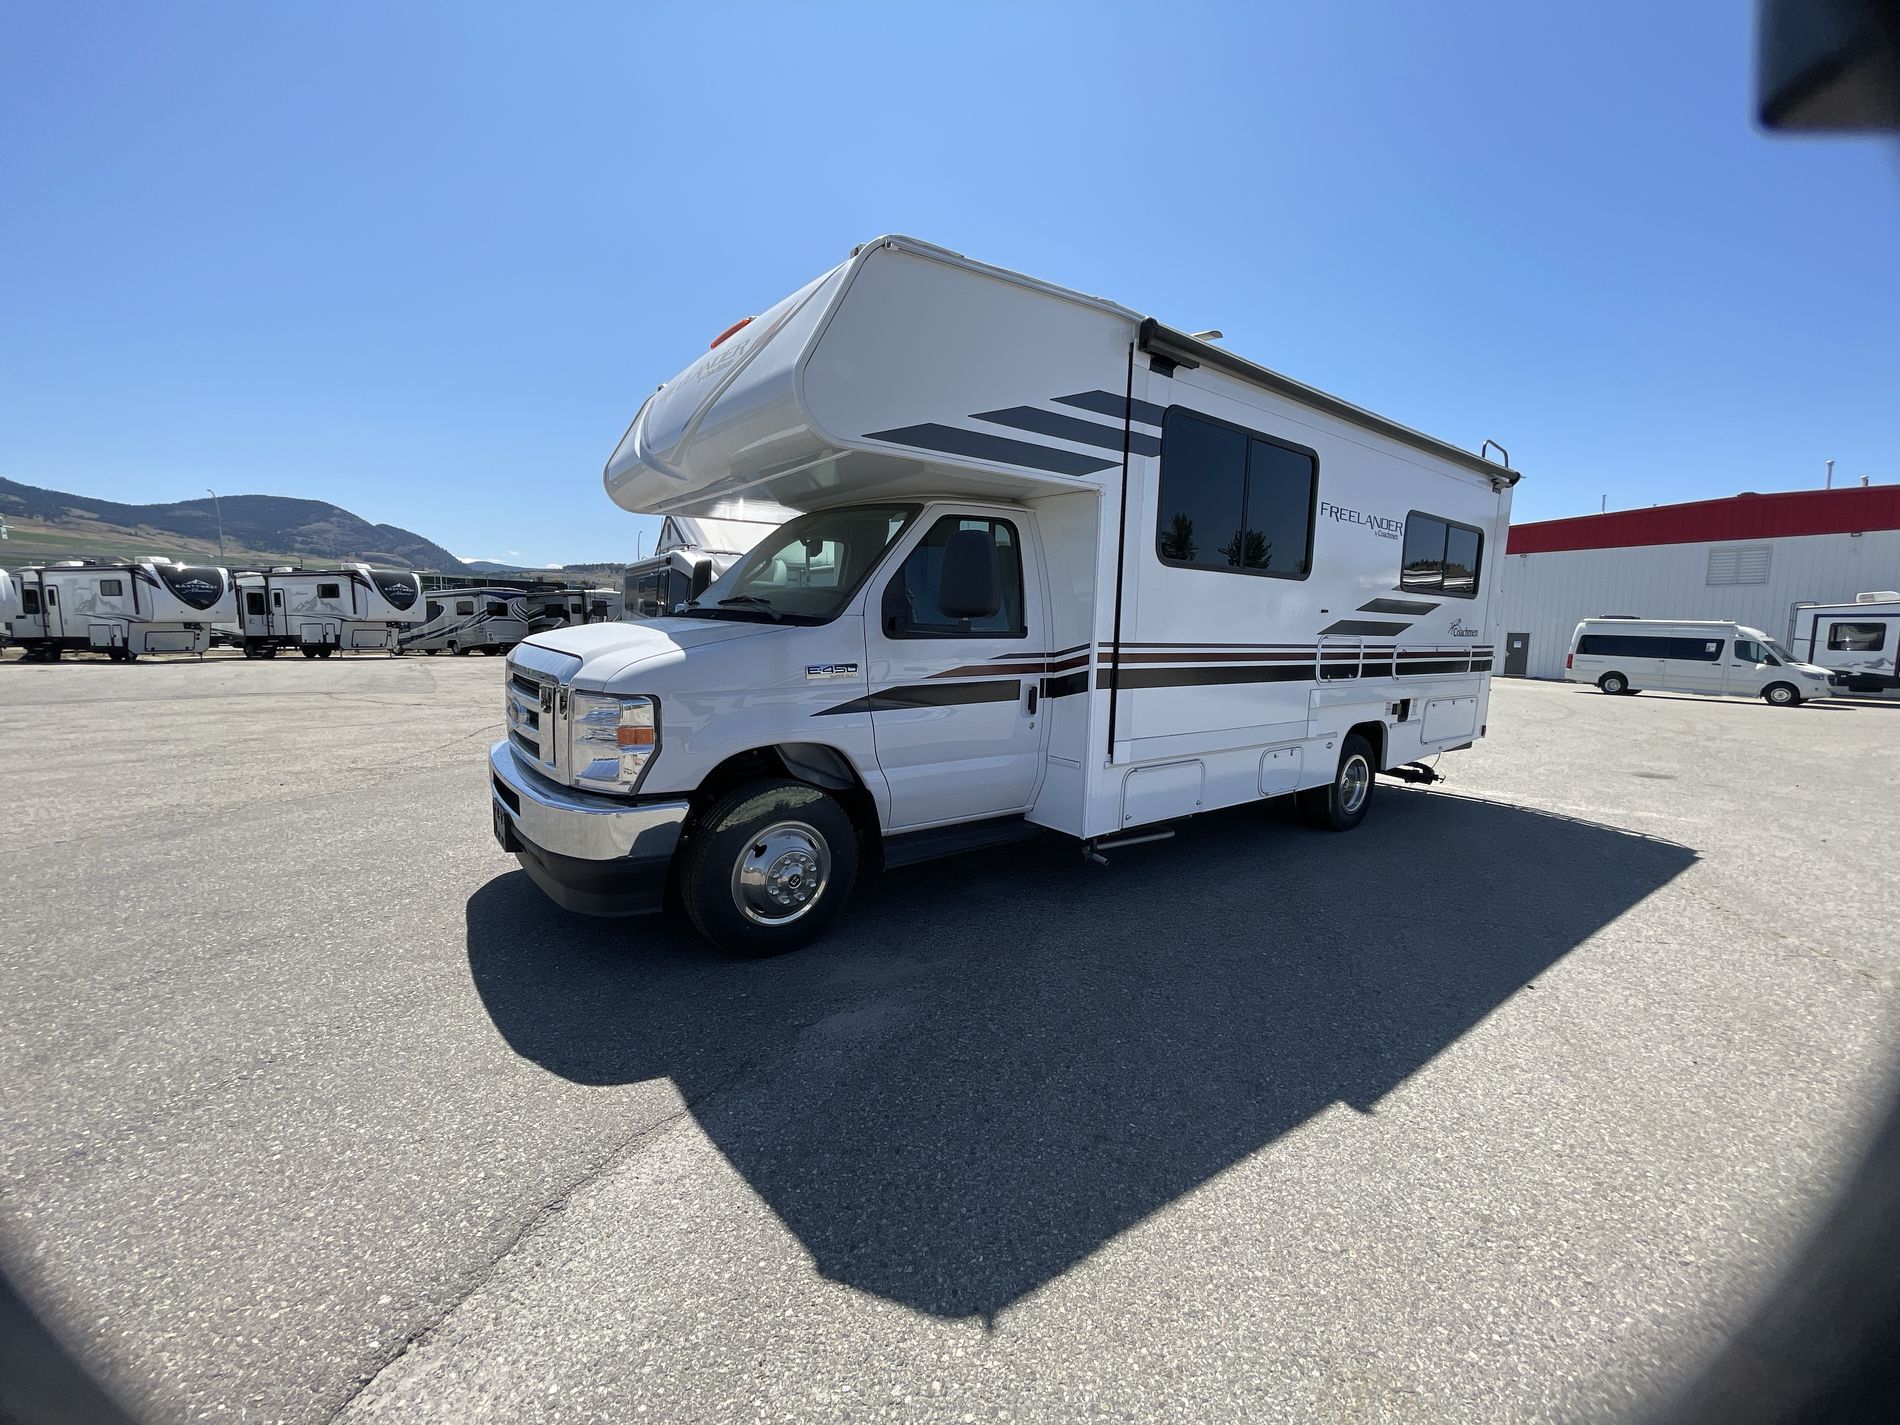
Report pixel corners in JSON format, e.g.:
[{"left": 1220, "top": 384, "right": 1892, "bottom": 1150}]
[
  {"left": 1763, "top": 682, "right": 1802, "bottom": 707},
  {"left": 1299, "top": 733, "right": 1377, "bottom": 832},
  {"left": 680, "top": 779, "right": 860, "bottom": 957}
]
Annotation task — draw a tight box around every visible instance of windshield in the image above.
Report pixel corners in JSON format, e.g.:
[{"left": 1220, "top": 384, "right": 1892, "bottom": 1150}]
[
  {"left": 1763, "top": 638, "right": 1799, "bottom": 664},
  {"left": 682, "top": 504, "right": 919, "bottom": 624}
]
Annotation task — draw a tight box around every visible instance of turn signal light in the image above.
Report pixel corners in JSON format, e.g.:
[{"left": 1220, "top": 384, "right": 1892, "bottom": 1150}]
[{"left": 617, "top": 725, "right": 657, "bottom": 748}]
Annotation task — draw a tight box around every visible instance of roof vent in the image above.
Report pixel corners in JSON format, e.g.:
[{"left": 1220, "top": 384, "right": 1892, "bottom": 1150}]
[{"left": 1857, "top": 591, "right": 1900, "bottom": 603}]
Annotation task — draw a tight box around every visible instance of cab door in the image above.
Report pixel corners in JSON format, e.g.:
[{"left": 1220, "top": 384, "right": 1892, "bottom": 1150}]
[
  {"left": 1726, "top": 636, "right": 1775, "bottom": 696},
  {"left": 863, "top": 510, "right": 1048, "bottom": 831}
]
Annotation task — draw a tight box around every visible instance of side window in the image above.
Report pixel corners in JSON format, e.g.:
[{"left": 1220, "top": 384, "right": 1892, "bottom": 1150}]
[
  {"left": 1400, "top": 514, "right": 1484, "bottom": 598},
  {"left": 22, "top": 589, "right": 40, "bottom": 614},
  {"left": 98, "top": 577, "right": 125, "bottom": 597},
  {"left": 1735, "top": 639, "right": 1763, "bottom": 663},
  {"left": 246, "top": 591, "right": 267, "bottom": 615},
  {"left": 317, "top": 582, "right": 341, "bottom": 599},
  {"left": 883, "top": 515, "right": 1026, "bottom": 638},
  {"left": 1828, "top": 622, "right": 1886, "bottom": 651},
  {"left": 425, "top": 600, "right": 443, "bottom": 621},
  {"left": 1668, "top": 637, "right": 1723, "bottom": 662},
  {"left": 486, "top": 601, "right": 507, "bottom": 617},
  {"left": 1155, "top": 409, "right": 1314, "bottom": 578},
  {"left": 456, "top": 599, "right": 475, "bottom": 616}
]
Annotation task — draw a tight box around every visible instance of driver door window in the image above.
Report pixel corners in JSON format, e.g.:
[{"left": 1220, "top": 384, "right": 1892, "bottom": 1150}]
[{"left": 882, "top": 516, "right": 1026, "bottom": 639}]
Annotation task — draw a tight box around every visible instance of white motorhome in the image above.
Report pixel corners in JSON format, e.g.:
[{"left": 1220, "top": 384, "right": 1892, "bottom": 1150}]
[
  {"left": 6, "top": 559, "right": 235, "bottom": 661},
  {"left": 1789, "top": 593, "right": 1900, "bottom": 695},
  {"left": 528, "top": 587, "right": 622, "bottom": 632},
  {"left": 623, "top": 514, "right": 784, "bottom": 620},
  {"left": 488, "top": 236, "right": 1517, "bottom": 955},
  {"left": 233, "top": 564, "right": 424, "bottom": 658},
  {"left": 399, "top": 587, "right": 531, "bottom": 656},
  {"left": 1565, "top": 617, "right": 1833, "bottom": 705}
]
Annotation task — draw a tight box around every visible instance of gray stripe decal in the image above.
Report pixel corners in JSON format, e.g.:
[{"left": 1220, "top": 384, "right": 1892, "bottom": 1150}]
[
  {"left": 862, "top": 423, "right": 1117, "bottom": 477},
  {"left": 973, "top": 405, "right": 1162, "bottom": 457},
  {"left": 1054, "top": 390, "right": 1168, "bottom": 427},
  {"left": 1320, "top": 618, "right": 1411, "bottom": 636},
  {"left": 1357, "top": 597, "right": 1438, "bottom": 615},
  {"left": 814, "top": 679, "right": 1021, "bottom": 718}
]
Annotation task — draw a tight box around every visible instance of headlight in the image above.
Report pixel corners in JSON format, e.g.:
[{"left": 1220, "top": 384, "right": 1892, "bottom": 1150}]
[{"left": 568, "top": 692, "right": 659, "bottom": 794}]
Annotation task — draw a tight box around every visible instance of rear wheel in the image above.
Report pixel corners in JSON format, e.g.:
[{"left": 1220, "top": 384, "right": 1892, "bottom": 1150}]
[
  {"left": 680, "top": 779, "right": 860, "bottom": 957},
  {"left": 450, "top": 641, "right": 469, "bottom": 656},
  {"left": 317, "top": 647, "right": 334, "bottom": 659},
  {"left": 1763, "top": 682, "right": 1801, "bottom": 707},
  {"left": 1299, "top": 733, "right": 1377, "bottom": 832},
  {"left": 1597, "top": 672, "right": 1628, "bottom": 695},
  {"left": 301, "top": 648, "right": 319, "bottom": 659}
]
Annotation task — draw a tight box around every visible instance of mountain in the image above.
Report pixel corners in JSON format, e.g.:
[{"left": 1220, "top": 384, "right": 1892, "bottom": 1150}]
[{"left": 0, "top": 477, "right": 464, "bottom": 571}]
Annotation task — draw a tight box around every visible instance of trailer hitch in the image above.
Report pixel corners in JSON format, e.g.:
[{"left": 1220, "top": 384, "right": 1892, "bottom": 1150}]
[{"left": 1383, "top": 762, "right": 1444, "bottom": 786}]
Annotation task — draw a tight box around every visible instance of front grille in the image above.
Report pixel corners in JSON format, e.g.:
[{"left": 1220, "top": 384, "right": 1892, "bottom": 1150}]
[{"left": 504, "top": 659, "right": 562, "bottom": 778}]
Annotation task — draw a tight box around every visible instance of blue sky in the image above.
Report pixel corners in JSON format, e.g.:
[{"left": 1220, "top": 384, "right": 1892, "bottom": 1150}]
[{"left": 3, "top": 1, "right": 1895, "bottom": 568}]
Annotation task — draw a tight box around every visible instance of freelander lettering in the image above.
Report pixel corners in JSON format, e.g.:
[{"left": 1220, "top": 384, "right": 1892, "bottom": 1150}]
[{"left": 1318, "top": 501, "right": 1403, "bottom": 539}]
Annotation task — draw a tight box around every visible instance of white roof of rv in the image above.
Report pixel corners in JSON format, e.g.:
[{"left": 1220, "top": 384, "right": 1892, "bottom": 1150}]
[{"left": 657, "top": 515, "right": 783, "bottom": 556}]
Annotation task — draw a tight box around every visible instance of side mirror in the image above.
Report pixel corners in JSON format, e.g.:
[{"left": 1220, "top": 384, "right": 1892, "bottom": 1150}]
[
  {"left": 938, "top": 528, "right": 1001, "bottom": 620},
  {"left": 689, "top": 560, "right": 715, "bottom": 600}
]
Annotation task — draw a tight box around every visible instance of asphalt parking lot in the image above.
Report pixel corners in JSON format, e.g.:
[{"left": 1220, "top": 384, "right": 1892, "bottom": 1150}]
[{"left": 2, "top": 654, "right": 1896, "bottom": 1424}]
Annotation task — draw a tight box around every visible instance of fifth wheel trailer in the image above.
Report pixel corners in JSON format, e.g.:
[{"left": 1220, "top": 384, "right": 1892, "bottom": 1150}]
[
  {"left": 489, "top": 235, "right": 1518, "bottom": 955},
  {"left": 1791, "top": 593, "right": 1900, "bottom": 694},
  {"left": 233, "top": 565, "right": 424, "bottom": 657},
  {"left": 5, "top": 559, "right": 235, "bottom": 661}
]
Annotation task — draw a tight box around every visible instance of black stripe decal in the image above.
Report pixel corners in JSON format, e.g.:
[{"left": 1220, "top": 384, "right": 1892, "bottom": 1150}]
[
  {"left": 862, "top": 423, "right": 1117, "bottom": 477},
  {"left": 1042, "top": 671, "right": 1089, "bottom": 699},
  {"left": 1396, "top": 659, "right": 1469, "bottom": 676},
  {"left": 1358, "top": 598, "right": 1439, "bottom": 615},
  {"left": 973, "top": 406, "right": 1161, "bottom": 457},
  {"left": 1106, "top": 664, "right": 1317, "bottom": 690},
  {"left": 813, "top": 679, "right": 1020, "bottom": 717},
  {"left": 1319, "top": 619, "right": 1411, "bottom": 636},
  {"left": 1054, "top": 390, "right": 1168, "bottom": 427}
]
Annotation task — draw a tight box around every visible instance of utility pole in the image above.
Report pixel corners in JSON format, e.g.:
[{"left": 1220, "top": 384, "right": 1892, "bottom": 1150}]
[{"left": 205, "top": 488, "right": 225, "bottom": 560}]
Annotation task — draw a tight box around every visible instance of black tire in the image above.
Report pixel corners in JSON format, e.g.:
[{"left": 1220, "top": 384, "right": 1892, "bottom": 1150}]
[
  {"left": 450, "top": 642, "right": 469, "bottom": 656},
  {"left": 680, "top": 779, "right": 860, "bottom": 957},
  {"left": 1299, "top": 733, "right": 1377, "bottom": 832},
  {"left": 301, "top": 648, "right": 319, "bottom": 659},
  {"left": 1763, "top": 682, "right": 1802, "bottom": 707},
  {"left": 482, "top": 645, "right": 500, "bottom": 656},
  {"left": 317, "top": 647, "right": 334, "bottom": 659},
  {"left": 424, "top": 648, "right": 438, "bottom": 656},
  {"left": 1598, "top": 672, "right": 1628, "bottom": 695}
]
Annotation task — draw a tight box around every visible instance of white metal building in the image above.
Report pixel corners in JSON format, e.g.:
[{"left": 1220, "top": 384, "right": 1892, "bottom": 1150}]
[{"left": 1496, "top": 486, "right": 1900, "bottom": 680}]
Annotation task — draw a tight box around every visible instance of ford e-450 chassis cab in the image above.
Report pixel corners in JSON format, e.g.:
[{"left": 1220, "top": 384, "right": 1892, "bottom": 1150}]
[{"left": 489, "top": 236, "right": 1520, "bottom": 955}]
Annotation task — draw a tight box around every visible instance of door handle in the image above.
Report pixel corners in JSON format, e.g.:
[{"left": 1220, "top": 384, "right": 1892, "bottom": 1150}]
[{"left": 1025, "top": 684, "right": 1039, "bottom": 714}]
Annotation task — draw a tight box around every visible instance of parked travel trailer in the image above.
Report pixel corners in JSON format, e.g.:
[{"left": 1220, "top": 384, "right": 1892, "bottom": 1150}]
[
  {"left": 527, "top": 587, "right": 622, "bottom": 632},
  {"left": 489, "top": 235, "right": 1518, "bottom": 955},
  {"left": 1790, "top": 593, "right": 1900, "bottom": 694},
  {"left": 1564, "top": 617, "right": 1833, "bottom": 705},
  {"left": 6, "top": 559, "right": 235, "bottom": 661},
  {"left": 0, "top": 568, "right": 18, "bottom": 649},
  {"left": 233, "top": 565, "right": 424, "bottom": 657},
  {"left": 399, "top": 587, "right": 531, "bottom": 655},
  {"left": 623, "top": 514, "right": 784, "bottom": 619}
]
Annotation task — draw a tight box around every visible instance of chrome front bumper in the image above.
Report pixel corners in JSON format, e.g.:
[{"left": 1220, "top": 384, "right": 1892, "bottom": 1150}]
[{"left": 489, "top": 740, "right": 688, "bottom": 863}]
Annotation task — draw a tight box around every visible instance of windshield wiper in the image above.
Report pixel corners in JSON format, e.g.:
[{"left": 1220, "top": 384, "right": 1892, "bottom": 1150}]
[{"left": 714, "top": 594, "right": 783, "bottom": 622}]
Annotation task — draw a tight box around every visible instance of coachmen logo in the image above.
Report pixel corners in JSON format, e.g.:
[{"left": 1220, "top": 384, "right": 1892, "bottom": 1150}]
[
  {"left": 1449, "top": 619, "right": 1480, "bottom": 637},
  {"left": 806, "top": 663, "right": 859, "bottom": 680},
  {"left": 1318, "top": 501, "right": 1403, "bottom": 540}
]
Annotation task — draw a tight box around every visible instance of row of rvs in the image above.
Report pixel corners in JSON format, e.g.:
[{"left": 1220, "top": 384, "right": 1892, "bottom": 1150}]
[{"left": 0, "top": 560, "right": 622, "bottom": 662}]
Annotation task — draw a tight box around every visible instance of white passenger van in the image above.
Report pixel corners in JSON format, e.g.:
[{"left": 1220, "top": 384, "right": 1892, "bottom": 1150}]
[
  {"left": 1789, "top": 593, "right": 1900, "bottom": 696},
  {"left": 1565, "top": 618, "right": 1833, "bottom": 705},
  {"left": 488, "top": 236, "right": 1519, "bottom": 955}
]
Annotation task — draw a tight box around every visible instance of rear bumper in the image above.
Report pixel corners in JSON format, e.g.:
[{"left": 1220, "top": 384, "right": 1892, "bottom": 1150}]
[{"left": 489, "top": 740, "right": 689, "bottom": 917}]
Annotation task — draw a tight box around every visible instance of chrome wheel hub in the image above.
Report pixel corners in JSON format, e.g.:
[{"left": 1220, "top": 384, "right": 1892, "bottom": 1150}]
[
  {"left": 732, "top": 820, "right": 831, "bottom": 926},
  {"left": 1339, "top": 755, "right": 1370, "bottom": 815}
]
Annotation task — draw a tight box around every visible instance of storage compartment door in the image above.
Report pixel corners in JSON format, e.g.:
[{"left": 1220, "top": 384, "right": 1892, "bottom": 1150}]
[
  {"left": 1120, "top": 760, "right": 1204, "bottom": 829},
  {"left": 1422, "top": 696, "right": 1478, "bottom": 743}
]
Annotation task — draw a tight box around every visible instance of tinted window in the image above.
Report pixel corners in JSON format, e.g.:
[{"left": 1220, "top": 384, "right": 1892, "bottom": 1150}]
[
  {"left": 456, "top": 600, "right": 475, "bottom": 616},
  {"left": 1667, "top": 637, "right": 1723, "bottom": 662},
  {"left": 425, "top": 600, "right": 443, "bottom": 621},
  {"left": 1401, "top": 514, "right": 1484, "bottom": 598},
  {"left": 317, "top": 582, "right": 341, "bottom": 599},
  {"left": 1577, "top": 633, "right": 1670, "bottom": 658},
  {"left": 1828, "top": 621, "right": 1886, "bottom": 651},
  {"left": 486, "top": 601, "right": 507, "bottom": 617},
  {"left": 1735, "top": 639, "right": 1765, "bottom": 663},
  {"left": 884, "top": 515, "right": 1026, "bottom": 638},
  {"left": 22, "top": 589, "right": 39, "bottom": 614},
  {"left": 1155, "top": 410, "right": 1314, "bottom": 579},
  {"left": 98, "top": 577, "right": 125, "bottom": 597},
  {"left": 246, "top": 592, "right": 267, "bottom": 615}
]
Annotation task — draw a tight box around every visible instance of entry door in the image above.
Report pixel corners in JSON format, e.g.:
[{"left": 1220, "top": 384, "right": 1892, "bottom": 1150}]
[
  {"left": 1672, "top": 635, "right": 1728, "bottom": 695},
  {"left": 864, "top": 511, "right": 1047, "bottom": 831},
  {"left": 1503, "top": 633, "right": 1530, "bottom": 677},
  {"left": 271, "top": 588, "right": 285, "bottom": 637},
  {"left": 43, "top": 585, "right": 63, "bottom": 637}
]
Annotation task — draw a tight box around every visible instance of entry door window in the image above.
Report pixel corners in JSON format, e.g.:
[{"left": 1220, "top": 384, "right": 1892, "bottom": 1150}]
[{"left": 882, "top": 516, "right": 1026, "bottom": 638}]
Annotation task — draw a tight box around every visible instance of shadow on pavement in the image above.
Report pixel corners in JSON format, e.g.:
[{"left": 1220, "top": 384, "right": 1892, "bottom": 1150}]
[{"left": 465, "top": 786, "right": 1696, "bottom": 1321}]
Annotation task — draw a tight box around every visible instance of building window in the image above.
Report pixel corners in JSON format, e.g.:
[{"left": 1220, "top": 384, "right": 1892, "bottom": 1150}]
[
  {"left": 1706, "top": 545, "right": 1771, "bottom": 586},
  {"left": 1399, "top": 513, "right": 1484, "bottom": 598},
  {"left": 1155, "top": 408, "right": 1315, "bottom": 579},
  {"left": 883, "top": 515, "right": 1026, "bottom": 638},
  {"left": 1827, "top": 621, "right": 1886, "bottom": 652},
  {"left": 98, "top": 577, "right": 125, "bottom": 597},
  {"left": 317, "top": 582, "right": 342, "bottom": 599}
]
